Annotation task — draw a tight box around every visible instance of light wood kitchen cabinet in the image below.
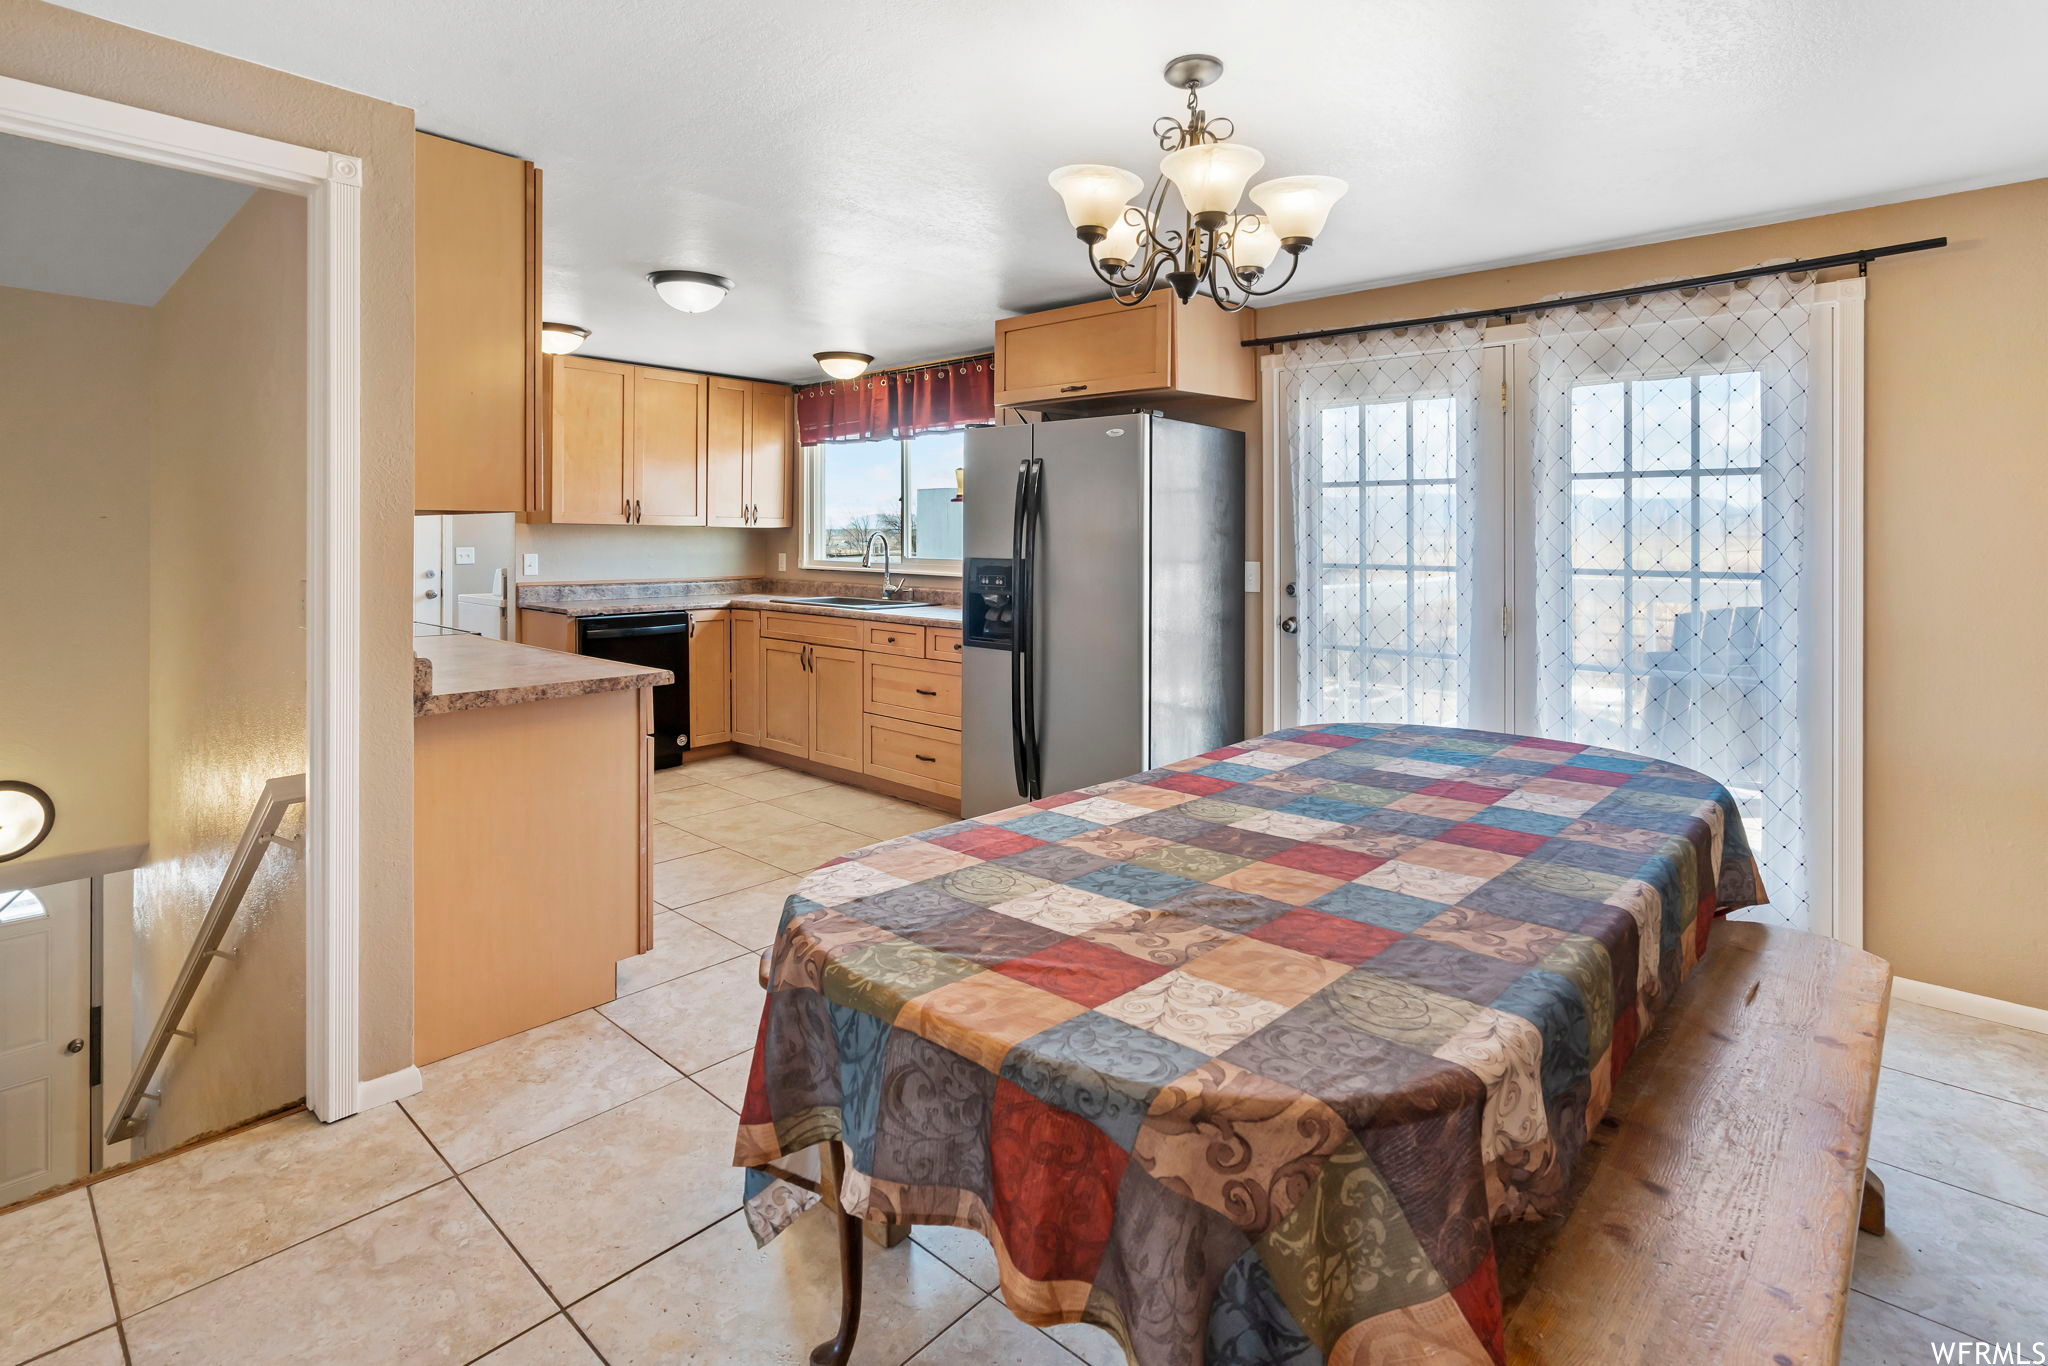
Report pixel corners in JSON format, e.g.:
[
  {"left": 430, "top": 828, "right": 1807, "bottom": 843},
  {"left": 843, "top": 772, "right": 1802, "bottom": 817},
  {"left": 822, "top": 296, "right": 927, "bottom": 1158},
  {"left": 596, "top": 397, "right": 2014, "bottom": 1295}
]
[
  {"left": 748, "top": 381, "right": 793, "bottom": 527},
  {"left": 706, "top": 375, "right": 750, "bottom": 527},
  {"left": 541, "top": 361, "right": 792, "bottom": 527},
  {"left": 865, "top": 715, "right": 962, "bottom": 800},
  {"left": 994, "top": 290, "right": 1255, "bottom": 408},
  {"left": 864, "top": 654, "right": 962, "bottom": 729},
  {"left": 544, "top": 355, "right": 632, "bottom": 523},
  {"left": 730, "top": 611, "right": 763, "bottom": 744},
  {"left": 633, "top": 366, "right": 708, "bottom": 524},
  {"left": 753, "top": 637, "right": 863, "bottom": 769},
  {"left": 687, "top": 610, "right": 731, "bottom": 745},
  {"left": 708, "top": 377, "right": 794, "bottom": 527},
  {"left": 415, "top": 131, "right": 540, "bottom": 513},
  {"left": 760, "top": 639, "right": 811, "bottom": 758},
  {"left": 810, "top": 645, "right": 865, "bottom": 770}
]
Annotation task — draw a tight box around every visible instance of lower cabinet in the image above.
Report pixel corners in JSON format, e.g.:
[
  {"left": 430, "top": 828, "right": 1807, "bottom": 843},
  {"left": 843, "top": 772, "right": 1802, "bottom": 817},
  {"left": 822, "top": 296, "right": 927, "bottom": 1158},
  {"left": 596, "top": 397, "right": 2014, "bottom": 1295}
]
[
  {"left": 757, "top": 636, "right": 864, "bottom": 766},
  {"left": 687, "top": 610, "right": 731, "bottom": 746},
  {"left": 864, "top": 715, "right": 962, "bottom": 799},
  {"left": 811, "top": 646, "right": 865, "bottom": 771},
  {"left": 731, "top": 610, "right": 762, "bottom": 744},
  {"left": 760, "top": 638, "right": 810, "bottom": 758},
  {"left": 731, "top": 612, "right": 963, "bottom": 806}
]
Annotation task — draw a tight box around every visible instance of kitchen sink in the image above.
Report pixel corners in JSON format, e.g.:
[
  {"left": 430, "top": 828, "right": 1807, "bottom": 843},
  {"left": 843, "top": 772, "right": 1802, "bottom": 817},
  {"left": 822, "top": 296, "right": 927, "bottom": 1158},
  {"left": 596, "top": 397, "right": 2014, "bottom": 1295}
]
[{"left": 773, "top": 595, "right": 910, "bottom": 610}]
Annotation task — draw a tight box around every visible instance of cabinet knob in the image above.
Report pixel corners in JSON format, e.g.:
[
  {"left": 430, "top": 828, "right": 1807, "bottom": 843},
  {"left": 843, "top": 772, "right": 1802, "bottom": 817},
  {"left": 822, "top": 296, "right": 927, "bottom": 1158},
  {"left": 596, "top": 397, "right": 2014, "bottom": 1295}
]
[
  {"left": 1059, "top": 384, "right": 1088, "bottom": 393},
  {"left": 915, "top": 688, "right": 937, "bottom": 697},
  {"left": 915, "top": 754, "right": 937, "bottom": 763}
]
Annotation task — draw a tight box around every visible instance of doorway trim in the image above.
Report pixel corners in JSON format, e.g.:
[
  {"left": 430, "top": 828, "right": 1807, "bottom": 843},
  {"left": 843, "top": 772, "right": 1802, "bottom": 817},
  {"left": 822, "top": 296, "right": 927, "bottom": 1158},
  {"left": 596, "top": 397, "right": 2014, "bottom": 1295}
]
[{"left": 0, "top": 76, "right": 366, "bottom": 1123}]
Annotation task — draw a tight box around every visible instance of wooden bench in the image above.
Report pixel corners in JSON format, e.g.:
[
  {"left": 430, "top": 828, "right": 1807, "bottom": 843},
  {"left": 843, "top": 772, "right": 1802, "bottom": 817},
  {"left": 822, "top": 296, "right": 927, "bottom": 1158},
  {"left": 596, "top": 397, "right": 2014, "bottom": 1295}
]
[{"left": 1500, "top": 920, "right": 1892, "bottom": 1364}]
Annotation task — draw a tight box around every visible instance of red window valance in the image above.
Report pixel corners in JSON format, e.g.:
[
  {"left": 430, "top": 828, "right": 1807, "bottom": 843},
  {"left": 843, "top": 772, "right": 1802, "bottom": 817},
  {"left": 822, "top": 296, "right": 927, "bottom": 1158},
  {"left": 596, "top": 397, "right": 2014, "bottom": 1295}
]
[{"left": 795, "top": 354, "right": 994, "bottom": 445}]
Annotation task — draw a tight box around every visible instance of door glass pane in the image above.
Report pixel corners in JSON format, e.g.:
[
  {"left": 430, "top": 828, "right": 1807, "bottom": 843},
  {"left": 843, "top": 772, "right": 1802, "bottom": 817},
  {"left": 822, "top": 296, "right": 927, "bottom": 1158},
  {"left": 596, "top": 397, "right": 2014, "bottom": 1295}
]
[{"left": 1631, "top": 377, "right": 1692, "bottom": 471}]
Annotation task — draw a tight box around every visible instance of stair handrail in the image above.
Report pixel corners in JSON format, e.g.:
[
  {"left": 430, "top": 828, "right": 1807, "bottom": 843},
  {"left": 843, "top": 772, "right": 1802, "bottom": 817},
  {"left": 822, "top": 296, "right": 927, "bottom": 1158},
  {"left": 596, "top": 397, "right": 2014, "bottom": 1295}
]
[{"left": 106, "top": 773, "right": 307, "bottom": 1144}]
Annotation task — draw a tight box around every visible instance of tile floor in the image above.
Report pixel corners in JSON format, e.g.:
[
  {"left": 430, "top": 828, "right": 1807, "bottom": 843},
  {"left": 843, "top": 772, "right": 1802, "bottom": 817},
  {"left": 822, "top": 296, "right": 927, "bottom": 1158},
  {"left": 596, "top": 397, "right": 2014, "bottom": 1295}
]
[{"left": 0, "top": 754, "right": 2042, "bottom": 1364}]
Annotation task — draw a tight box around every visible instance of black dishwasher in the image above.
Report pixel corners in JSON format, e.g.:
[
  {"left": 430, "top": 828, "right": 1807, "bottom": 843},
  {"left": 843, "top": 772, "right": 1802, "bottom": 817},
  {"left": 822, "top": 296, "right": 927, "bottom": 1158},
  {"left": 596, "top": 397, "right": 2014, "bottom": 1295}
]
[{"left": 576, "top": 611, "right": 693, "bottom": 769}]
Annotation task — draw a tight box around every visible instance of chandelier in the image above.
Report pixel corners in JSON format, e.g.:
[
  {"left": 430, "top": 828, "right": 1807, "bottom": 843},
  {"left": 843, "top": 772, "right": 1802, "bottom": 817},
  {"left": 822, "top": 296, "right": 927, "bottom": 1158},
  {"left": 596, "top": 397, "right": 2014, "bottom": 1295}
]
[{"left": 1048, "top": 54, "right": 1346, "bottom": 311}]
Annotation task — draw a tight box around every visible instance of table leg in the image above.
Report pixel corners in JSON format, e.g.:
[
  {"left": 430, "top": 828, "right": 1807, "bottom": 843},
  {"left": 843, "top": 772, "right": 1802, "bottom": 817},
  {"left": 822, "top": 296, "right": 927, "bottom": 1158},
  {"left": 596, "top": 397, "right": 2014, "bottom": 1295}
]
[
  {"left": 811, "top": 1142, "right": 864, "bottom": 1366},
  {"left": 1860, "top": 1169, "right": 1887, "bottom": 1236}
]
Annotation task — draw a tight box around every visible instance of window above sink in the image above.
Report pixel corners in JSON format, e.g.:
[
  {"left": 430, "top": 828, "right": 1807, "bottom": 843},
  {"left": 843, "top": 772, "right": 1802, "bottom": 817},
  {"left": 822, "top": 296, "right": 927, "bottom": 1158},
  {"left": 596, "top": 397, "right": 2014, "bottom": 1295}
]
[{"left": 802, "top": 431, "right": 963, "bottom": 578}]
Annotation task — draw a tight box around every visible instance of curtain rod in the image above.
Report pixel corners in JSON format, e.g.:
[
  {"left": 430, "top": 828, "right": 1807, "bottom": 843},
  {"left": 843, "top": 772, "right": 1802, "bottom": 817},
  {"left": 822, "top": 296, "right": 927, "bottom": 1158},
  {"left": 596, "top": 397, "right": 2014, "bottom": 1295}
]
[
  {"left": 1243, "top": 237, "right": 1947, "bottom": 349},
  {"left": 800, "top": 350, "right": 993, "bottom": 389}
]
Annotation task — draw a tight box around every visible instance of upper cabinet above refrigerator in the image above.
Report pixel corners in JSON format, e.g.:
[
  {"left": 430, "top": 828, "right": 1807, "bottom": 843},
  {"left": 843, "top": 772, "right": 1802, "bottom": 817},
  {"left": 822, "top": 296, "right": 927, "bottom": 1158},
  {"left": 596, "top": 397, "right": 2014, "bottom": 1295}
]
[
  {"left": 414, "top": 131, "right": 541, "bottom": 514},
  {"left": 992, "top": 291, "right": 1256, "bottom": 409}
]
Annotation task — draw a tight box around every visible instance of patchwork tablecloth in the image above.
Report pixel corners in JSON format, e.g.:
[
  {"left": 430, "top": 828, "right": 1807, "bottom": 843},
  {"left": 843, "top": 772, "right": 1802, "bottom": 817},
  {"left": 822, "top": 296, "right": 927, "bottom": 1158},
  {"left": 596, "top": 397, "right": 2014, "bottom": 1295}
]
[{"left": 735, "top": 723, "right": 1764, "bottom": 1366}]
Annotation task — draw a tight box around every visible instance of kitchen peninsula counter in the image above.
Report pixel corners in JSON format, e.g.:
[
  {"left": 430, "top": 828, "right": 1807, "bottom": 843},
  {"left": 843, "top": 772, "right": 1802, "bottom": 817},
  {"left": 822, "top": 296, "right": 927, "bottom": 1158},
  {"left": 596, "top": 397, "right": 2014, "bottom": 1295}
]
[
  {"left": 413, "top": 631, "right": 660, "bottom": 1064},
  {"left": 414, "top": 631, "right": 671, "bottom": 714}
]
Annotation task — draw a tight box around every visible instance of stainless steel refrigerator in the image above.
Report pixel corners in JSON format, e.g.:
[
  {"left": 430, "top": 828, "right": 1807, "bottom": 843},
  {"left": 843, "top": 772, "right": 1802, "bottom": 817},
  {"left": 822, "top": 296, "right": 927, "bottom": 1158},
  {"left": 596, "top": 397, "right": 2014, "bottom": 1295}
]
[{"left": 962, "top": 414, "right": 1244, "bottom": 816}]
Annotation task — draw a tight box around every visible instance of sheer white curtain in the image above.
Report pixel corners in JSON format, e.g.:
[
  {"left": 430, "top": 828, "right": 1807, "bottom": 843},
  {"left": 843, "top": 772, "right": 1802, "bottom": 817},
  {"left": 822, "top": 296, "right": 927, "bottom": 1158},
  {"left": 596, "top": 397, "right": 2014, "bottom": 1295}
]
[
  {"left": 1526, "top": 276, "right": 1815, "bottom": 927},
  {"left": 1278, "top": 324, "right": 1485, "bottom": 728}
]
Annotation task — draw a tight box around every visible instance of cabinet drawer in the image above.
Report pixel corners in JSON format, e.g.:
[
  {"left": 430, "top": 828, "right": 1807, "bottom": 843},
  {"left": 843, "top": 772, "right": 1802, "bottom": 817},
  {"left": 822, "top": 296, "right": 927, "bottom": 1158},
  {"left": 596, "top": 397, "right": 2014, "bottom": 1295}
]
[
  {"left": 761, "top": 611, "right": 863, "bottom": 648},
  {"left": 864, "top": 715, "right": 961, "bottom": 798},
  {"left": 864, "top": 655, "right": 961, "bottom": 728},
  {"left": 925, "top": 629, "right": 963, "bottom": 661},
  {"left": 864, "top": 624, "right": 926, "bottom": 657}
]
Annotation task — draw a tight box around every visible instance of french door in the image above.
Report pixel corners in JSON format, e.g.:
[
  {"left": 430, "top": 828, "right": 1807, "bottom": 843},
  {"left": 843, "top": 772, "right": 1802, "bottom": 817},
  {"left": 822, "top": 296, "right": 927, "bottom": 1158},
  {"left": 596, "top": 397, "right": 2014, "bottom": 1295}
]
[
  {"left": 1271, "top": 287, "right": 1842, "bottom": 935},
  {"left": 1277, "top": 339, "right": 1512, "bottom": 732}
]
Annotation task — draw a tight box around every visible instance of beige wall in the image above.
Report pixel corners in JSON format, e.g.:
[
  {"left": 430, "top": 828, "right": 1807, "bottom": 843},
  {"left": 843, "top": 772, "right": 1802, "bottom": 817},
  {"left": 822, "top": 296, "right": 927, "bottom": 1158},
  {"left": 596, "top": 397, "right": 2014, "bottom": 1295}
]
[
  {"left": 516, "top": 522, "right": 770, "bottom": 585},
  {"left": 0, "top": 286, "right": 152, "bottom": 873},
  {"left": 1, "top": 0, "right": 418, "bottom": 1082},
  {"left": 132, "top": 190, "right": 309, "bottom": 1150},
  {"left": 1246, "top": 179, "right": 2048, "bottom": 1010}
]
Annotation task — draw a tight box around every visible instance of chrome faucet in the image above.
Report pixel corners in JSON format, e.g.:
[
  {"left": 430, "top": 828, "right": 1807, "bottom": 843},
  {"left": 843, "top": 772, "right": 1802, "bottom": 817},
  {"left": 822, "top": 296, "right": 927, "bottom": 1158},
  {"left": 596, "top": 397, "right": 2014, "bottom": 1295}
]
[{"left": 862, "top": 531, "right": 899, "bottom": 599}]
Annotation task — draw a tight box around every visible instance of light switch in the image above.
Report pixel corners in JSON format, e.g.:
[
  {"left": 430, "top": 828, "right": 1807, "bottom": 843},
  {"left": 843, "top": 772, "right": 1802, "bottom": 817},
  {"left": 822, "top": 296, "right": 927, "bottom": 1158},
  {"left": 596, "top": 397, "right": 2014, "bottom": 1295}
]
[
  {"left": 454, "top": 546, "right": 476, "bottom": 565},
  {"left": 522, "top": 553, "right": 540, "bottom": 577},
  {"left": 1243, "top": 561, "right": 1261, "bottom": 593},
  {"left": 777, "top": 552, "right": 788, "bottom": 572}
]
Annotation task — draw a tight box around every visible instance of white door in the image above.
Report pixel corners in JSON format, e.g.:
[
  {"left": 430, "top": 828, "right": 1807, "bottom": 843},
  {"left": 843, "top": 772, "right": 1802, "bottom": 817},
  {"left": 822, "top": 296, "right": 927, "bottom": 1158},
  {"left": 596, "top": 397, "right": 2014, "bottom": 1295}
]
[
  {"left": 0, "top": 883, "right": 88, "bottom": 1206},
  {"left": 1271, "top": 340, "right": 1511, "bottom": 730},
  {"left": 412, "top": 514, "right": 446, "bottom": 627}
]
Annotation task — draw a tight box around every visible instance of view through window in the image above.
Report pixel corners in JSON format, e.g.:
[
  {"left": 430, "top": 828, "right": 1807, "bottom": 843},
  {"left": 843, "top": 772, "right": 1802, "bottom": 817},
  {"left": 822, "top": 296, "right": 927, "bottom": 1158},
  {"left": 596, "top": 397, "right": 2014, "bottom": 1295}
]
[{"left": 809, "top": 431, "right": 964, "bottom": 569}]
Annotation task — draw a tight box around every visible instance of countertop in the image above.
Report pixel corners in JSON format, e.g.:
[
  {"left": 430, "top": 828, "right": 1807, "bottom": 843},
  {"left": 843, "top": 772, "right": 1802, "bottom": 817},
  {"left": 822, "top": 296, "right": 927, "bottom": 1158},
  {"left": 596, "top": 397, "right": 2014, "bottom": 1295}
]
[
  {"left": 522, "top": 592, "right": 963, "bottom": 627},
  {"left": 414, "top": 632, "right": 672, "bottom": 716}
]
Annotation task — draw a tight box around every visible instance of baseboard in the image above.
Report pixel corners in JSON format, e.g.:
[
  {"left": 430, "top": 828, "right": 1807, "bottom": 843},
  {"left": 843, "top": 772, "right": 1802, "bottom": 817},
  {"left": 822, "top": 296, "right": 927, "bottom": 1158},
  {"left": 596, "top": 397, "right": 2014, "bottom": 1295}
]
[
  {"left": 1893, "top": 977, "right": 2048, "bottom": 1037},
  {"left": 357, "top": 1065, "right": 423, "bottom": 1110}
]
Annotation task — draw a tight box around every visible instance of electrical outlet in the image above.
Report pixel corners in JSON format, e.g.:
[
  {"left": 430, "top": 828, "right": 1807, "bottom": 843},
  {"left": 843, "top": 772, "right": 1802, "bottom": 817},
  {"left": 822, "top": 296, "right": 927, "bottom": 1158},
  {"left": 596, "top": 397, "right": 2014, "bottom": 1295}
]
[
  {"left": 454, "top": 545, "right": 476, "bottom": 565},
  {"left": 777, "top": 552, "right": 788, "bottom": 572},
  {"left": 1244, "top": 561, "right": 1261, "bottom": 593},
  {"left": 522, "top": 553, "right": 540, "bottom": 577}
]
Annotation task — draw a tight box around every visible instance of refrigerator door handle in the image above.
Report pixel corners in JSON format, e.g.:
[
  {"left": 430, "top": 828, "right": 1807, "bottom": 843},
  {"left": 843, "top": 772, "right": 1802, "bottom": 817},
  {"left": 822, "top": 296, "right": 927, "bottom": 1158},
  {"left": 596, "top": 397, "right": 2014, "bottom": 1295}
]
[
  {"left": 1010, "top": 457, "right": 1031, "bottom": 799},
  {"left": 1019, "top": 456, "right": 1045, "bottom": 799}
]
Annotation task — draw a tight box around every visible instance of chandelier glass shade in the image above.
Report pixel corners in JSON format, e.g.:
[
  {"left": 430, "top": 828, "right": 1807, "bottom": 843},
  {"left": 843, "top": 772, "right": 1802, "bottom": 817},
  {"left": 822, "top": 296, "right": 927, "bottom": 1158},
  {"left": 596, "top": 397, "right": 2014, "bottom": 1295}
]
[{"left": 1046, "top": 55, "right": 1346, "bottom": 310}]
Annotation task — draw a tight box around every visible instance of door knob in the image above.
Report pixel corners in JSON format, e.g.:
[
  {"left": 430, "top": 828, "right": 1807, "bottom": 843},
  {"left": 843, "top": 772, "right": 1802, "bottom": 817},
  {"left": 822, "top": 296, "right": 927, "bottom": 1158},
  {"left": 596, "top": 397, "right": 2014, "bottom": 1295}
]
[
  {"left": 1278, "top": 615, "right": 1299, "bottom": 635},
  {"left": 65, "top": 1038, "right": 85, "bottom": 1054},
  {"left": 424, "top": 589, "right": 440, "bottom": 600}
]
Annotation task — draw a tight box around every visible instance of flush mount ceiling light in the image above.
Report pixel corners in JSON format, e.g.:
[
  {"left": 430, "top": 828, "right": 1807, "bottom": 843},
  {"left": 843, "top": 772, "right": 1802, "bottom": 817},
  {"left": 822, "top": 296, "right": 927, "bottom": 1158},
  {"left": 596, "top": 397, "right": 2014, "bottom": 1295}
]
[
  {"left": 539, "top": 322, "right": 590, "bottom": 355},
  {"left": 0, "top": 781, "right": 54, "bottom": 862},
  {"left": 813, "top": 351, "right": 874, "bottom": 380},
  {"left": 649, "top": 269, "right": 734, "bottom": 314},
  {"left": 1047, "top": 54, "right": 1347, "bottom": 311}
]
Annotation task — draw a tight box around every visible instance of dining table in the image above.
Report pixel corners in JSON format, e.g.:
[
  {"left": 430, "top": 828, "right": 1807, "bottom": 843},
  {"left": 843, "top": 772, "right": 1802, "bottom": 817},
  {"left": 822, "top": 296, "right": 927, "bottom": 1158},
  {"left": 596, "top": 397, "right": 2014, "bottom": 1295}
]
[{"left": 733, "top": 722, "right": 1765, "bottom": 1366}]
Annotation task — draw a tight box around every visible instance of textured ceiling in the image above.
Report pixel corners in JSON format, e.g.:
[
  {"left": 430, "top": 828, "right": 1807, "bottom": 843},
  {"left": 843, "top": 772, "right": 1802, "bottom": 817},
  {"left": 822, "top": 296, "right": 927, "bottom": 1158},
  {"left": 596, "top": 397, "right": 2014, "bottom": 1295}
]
[
  {"left": 49, "top": 0, "right": 2048, "bottom": 380},
  {"left": 0, "top": 131, "right": 253, "bottom": 305}
]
